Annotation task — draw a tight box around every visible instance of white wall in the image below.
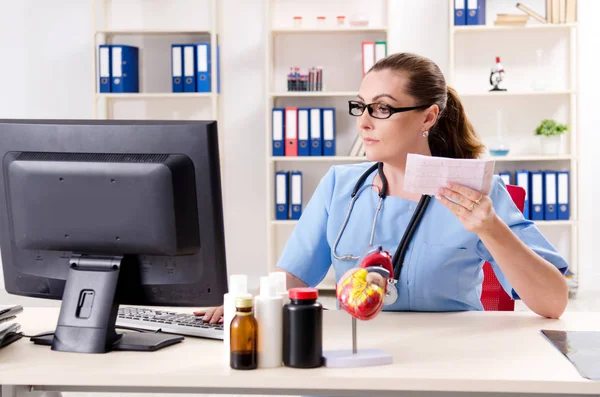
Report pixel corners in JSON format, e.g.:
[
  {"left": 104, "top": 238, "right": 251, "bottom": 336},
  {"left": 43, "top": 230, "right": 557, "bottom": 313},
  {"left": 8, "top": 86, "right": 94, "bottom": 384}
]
[
  {"left": 0, "top": 0, "right": 95, "bottom": 306},
  {"left": 0, "top": 0, "right": 599, "bottom": 305},
  {"left": 219, "top": 0, "right": 269, "bottom": 287}
]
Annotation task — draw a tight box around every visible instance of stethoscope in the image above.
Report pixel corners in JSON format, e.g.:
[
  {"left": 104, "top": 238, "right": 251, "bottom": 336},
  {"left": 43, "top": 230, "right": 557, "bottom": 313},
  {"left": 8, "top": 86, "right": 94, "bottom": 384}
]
[{"left": 332, "top": 162, "right": 432, "bottom": 305}]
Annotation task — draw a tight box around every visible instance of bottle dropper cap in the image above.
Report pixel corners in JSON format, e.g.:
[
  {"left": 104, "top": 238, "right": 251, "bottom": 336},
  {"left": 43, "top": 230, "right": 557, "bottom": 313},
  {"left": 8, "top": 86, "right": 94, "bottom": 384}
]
[
  {"left": 260, "top": 276, "right": 277, "bottom": 297},
  {"left": 229, "top": 274, "right": 248, "bottom": 295},
  {"left": 269, "top": 272, "right": 287, "bottom": 295}
]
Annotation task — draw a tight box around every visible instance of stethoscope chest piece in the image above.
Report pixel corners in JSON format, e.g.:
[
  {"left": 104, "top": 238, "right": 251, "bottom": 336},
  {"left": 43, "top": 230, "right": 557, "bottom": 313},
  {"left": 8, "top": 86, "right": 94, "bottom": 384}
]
[{"left": 384, "top": 279, "right": 398, "bottom": 306}]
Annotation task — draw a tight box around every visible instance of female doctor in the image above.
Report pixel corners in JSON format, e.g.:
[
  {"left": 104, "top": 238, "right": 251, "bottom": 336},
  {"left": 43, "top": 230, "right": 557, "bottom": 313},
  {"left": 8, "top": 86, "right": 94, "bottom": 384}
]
[{"left": 199, "top": 52, "right": 569, "bottom": 323}]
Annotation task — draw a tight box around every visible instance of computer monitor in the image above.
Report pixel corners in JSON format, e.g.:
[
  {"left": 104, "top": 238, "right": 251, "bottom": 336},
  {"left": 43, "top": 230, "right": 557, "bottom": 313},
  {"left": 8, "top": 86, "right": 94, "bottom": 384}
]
[{"left": 0, "top": 119, "right": 228, "bottom": 353}]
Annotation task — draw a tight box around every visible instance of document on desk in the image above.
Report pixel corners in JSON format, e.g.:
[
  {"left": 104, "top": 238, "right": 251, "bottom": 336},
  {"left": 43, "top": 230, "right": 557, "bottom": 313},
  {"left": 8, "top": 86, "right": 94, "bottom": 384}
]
[
  {"left": 404, "top": 154, "right": 495, "bottom": 196},
  {"left": 541, "top": 329, "right": 600, "bottom": 381},
  {"left": 0, "top": 322, "right": 21, "bottom": 349},
  {"left": 0, "top": 305, "right": 22, "bottom": 322}
]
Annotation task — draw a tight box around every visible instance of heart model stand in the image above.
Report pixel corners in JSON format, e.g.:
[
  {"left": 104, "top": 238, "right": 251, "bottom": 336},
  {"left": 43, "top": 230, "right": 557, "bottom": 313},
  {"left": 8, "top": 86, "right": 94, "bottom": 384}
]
[
  {"left": 323, "top": 316, "right": 393, "bottom": 368},
  {"left": 322, "top": 246, "right": 394, "bottom": 368}
]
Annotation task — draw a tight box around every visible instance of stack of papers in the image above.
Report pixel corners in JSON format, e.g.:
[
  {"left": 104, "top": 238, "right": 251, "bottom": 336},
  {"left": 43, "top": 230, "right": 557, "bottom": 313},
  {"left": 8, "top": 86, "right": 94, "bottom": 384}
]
[
  {"left": 0, "top": 304, "right": 23, "bottom": 323},
  {"left": 0, "top": 305, "right": 23, "bottom": 348}
]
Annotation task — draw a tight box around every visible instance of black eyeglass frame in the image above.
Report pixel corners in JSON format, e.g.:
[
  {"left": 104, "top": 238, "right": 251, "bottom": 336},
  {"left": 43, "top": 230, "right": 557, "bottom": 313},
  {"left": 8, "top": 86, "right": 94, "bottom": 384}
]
[{"left": 348, "top": 100, "right": 431, "bottom": 119}]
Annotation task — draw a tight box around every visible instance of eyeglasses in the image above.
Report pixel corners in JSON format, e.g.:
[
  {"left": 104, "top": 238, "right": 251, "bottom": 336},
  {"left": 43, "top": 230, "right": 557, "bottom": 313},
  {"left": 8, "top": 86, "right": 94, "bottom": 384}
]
[{"left": 348, "top": 100, "right": 430, "bottom": 120}]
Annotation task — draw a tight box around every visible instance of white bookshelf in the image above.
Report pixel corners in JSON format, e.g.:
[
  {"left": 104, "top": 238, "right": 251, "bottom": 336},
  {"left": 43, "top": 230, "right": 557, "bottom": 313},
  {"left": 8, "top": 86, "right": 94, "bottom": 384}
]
[
  {"left": 448, "top": 0, "right": 580, "bottom": 289},
  {"left": 91, "top": 0, "right": 222, "bottom": 169},
  {"left": 265, "top": 0, "right": 390, "bottom": 290}
]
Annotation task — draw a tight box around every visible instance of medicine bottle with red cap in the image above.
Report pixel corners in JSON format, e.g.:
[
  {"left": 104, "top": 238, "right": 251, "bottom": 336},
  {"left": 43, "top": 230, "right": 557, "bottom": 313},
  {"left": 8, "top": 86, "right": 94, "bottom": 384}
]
[{"left": 282, "top": 287, "right": 323, "bottom": 368}]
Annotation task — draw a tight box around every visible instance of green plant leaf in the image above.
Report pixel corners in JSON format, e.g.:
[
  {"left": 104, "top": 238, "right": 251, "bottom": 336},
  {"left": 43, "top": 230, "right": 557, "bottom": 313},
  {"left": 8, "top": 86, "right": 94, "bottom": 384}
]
[{"left": 535, "top": 119, "right": 568, "bottom": 136}]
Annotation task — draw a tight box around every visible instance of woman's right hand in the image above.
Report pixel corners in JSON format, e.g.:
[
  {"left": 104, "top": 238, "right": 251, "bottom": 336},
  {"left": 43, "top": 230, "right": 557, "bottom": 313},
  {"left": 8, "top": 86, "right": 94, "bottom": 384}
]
[
  {"left": 194, "top": 305, "right": 224, "bottom": 324},
  {"left": 193, "top": 269, "right": 300, "bottom": 324}
]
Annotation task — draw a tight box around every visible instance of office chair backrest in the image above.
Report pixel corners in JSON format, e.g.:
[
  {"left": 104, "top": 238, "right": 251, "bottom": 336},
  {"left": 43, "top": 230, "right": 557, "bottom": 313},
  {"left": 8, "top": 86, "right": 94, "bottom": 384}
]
[
  {"left": 480, "top": 184, "right": 526, "bottom": 311},
  {"left": 506, "top": 185, "right": 526, "bottom": 213}
]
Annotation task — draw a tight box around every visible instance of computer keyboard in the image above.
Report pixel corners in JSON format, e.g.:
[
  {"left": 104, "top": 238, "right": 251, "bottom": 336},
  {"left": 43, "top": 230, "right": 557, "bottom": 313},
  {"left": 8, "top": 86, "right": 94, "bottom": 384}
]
[{"left": 116, "top": 307, "right": 223, "bottom": 340}]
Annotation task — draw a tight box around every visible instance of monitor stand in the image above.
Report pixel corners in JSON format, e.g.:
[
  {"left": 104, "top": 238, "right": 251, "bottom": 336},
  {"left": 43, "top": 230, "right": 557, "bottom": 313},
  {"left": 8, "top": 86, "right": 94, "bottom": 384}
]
[{"left": 30, "top": 254, "right": 183, "bottom": 353}]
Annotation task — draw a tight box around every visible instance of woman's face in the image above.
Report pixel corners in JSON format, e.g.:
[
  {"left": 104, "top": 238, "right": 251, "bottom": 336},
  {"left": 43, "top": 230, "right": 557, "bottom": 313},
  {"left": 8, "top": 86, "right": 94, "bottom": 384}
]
[{"left": 355, "top": 69, "right": 438, "bottom": 163}]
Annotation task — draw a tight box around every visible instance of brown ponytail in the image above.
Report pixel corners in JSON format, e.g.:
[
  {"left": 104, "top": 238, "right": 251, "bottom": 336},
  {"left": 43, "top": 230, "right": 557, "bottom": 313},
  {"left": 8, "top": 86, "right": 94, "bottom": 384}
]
[{"left": 369, "top": 53, "right": 485, "bottom": 159}]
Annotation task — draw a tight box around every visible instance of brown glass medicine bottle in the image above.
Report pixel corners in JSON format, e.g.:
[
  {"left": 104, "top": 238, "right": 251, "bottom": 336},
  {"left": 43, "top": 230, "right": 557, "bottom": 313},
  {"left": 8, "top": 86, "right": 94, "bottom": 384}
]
[{"left": 230, "top": 296, "right": 258, "bottom": 370}]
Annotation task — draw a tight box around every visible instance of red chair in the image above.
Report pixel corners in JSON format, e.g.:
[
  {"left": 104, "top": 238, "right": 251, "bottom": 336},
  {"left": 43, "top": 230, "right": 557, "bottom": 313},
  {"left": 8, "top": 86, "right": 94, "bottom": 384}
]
[{"left": 480, "top": 184, "right": 526, "bottom": 311}]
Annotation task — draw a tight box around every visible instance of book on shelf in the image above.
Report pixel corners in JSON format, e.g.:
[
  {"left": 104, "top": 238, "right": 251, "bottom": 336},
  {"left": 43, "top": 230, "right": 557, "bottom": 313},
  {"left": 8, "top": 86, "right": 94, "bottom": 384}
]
[
  {"left": 515, "top": 0, "right": 576, "bottom": 24},
  {"left": 348, "top": 135, "right": 365, "bottom": 157},
  {"left": 494, "top": 14, "right": 529, "bottom": 26},
  {"left": 565, "top": 0, "right": 577, "bottom": 23},
  {"left": 516, "top": 3, "right": 547, "bottom": 24}
]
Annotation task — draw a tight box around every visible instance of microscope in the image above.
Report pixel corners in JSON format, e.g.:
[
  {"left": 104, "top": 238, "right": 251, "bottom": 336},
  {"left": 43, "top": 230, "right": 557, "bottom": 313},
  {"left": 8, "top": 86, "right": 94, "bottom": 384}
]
[{"left": 490, "top": 57, "right": 507, "bottom": 92}]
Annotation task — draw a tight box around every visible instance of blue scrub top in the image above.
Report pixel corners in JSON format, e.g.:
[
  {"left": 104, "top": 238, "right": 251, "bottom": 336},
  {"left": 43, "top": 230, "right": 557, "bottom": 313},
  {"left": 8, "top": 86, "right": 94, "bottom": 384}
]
[{"left": 276, "top": 162, "right": 569, "bottom": 312}]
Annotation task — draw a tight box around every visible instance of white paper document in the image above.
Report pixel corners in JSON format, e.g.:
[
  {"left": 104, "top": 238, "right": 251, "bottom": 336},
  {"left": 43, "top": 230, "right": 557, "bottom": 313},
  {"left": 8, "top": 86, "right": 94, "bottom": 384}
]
[{"left": 404, "top": 154, "right": 496, "bottom": 196}]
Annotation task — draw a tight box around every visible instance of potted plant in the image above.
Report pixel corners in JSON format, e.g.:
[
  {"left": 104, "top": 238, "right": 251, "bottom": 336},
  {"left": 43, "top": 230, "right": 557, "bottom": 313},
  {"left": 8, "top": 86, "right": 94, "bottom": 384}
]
[{"left": 535, "top": 119, "right": 568, "bottom": 155}]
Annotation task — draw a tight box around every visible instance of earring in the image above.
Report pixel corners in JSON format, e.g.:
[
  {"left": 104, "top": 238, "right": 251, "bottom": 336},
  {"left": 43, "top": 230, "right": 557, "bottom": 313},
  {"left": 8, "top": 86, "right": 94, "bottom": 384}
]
[{"left": 422, "top": 130, "right": 429, "bottom": 138}]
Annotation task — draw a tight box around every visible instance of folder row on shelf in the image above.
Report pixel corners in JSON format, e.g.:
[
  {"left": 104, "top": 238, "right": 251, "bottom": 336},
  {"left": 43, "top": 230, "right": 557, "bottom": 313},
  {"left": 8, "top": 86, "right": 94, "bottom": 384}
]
[
  {"left": 272, "top": 107, "right": 335, "bottom": 157},
  {"left": 498, "top": 170, "right": 569, "bottom": 221},
  {"left": 98, "top": 45, "right": 139, "bottom": 93},
  {"left": 453, "top": 0, "right": 486, "bottom": 26},
  {"left": 171, "top": 42, "right": 220, "bottom": 93},
  {"left": 362, "top": 41, "right": 387, "bottom": 76},
  {"left": 275, "top": 171, "right": 303, "bottom": 220}
]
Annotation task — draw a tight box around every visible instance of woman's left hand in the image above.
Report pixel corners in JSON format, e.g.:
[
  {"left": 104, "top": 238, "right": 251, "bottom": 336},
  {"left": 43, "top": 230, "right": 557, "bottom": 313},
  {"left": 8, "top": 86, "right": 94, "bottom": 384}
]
[{"left": 435, "top": 182, "right": 497, "bottom": 235}]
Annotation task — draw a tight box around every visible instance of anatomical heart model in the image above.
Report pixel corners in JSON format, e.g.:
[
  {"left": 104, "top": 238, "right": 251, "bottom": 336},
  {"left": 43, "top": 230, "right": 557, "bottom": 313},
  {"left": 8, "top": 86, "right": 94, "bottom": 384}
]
[
  {"left": 336, "top": 246, "right": 393, "bottom": 321},
  {"left": 323, "top": 245, "right": 394, "bottom": 368}
]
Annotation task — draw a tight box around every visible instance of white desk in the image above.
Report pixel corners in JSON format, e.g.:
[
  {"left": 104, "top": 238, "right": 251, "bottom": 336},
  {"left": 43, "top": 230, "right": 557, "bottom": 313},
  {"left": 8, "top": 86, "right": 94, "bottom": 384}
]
[{"left": 1, "top": 307, "right": 599, "bottom": 397}]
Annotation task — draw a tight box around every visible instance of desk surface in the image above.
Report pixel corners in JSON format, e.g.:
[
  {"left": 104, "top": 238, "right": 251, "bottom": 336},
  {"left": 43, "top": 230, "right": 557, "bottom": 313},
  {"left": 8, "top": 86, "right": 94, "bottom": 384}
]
[{"left": 0, "top": 307, "right": 599, "bottom": 396}]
